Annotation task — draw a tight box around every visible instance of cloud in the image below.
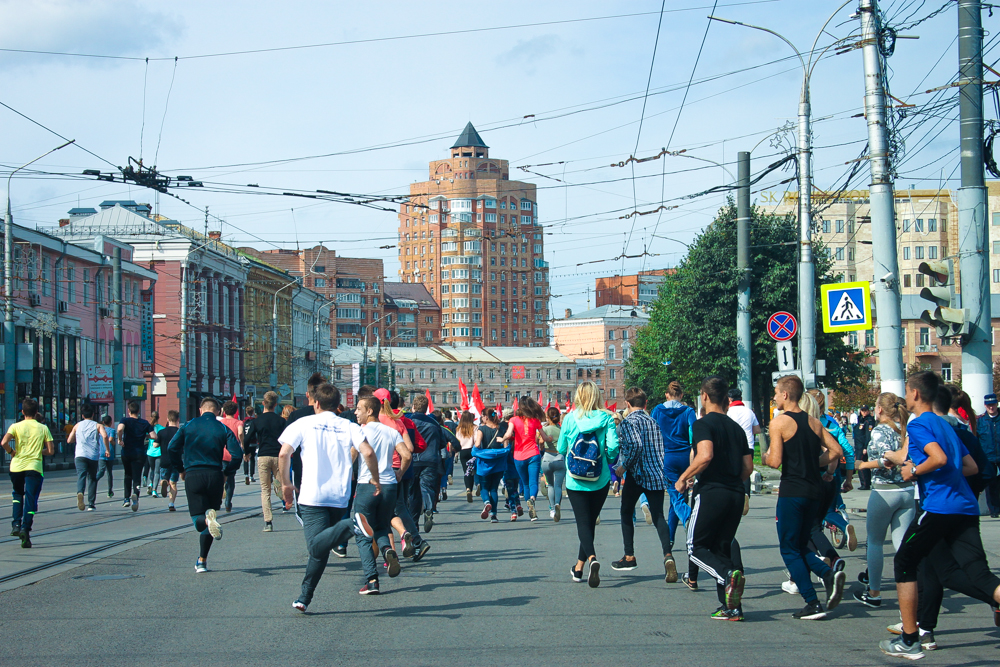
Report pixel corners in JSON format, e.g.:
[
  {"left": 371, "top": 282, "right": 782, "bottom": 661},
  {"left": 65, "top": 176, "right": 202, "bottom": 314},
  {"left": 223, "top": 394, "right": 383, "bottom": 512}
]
[
  {"left": 495, "top": 34, "right": 561, "bottom": 74},
  {"left": 0, "top": 0, "right": 182, "bottom": 66}
]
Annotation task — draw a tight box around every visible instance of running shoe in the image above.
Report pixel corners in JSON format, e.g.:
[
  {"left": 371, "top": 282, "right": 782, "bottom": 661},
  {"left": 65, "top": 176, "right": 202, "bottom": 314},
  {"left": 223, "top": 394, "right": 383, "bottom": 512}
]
[
  {"left": 886, "top": 624, "right": 935, "bottom": 648},
  {"left": 245, "top": 476, "right": 250, "bottom": 486},
  {"left": 570, "top": 567, "right": 583, "bottom": 583},
  {"left": 77, "top": 492, "right": 86, "bottom": 511},
  {"left": 641, "top": 503, "right": 652, "bottom": 525},
  {"left": 292, "top": 600, "right": 307, "bottom": 613},
  {"left": 554, "top": 504, "right": 561, "bottom": 522},
  {"left": 510, "top": 512, "right": 517, "bottom": 522},
  {"left": 549, "top": 509, "right": 556, "bottom": 520},
  {"left": 423, "top": 510, "right": 434, "bottom": 533},
  {"left": 354, "top": 512, "right": 375, "bottom": 538},
  {"left": 725, "top": 570, "right": 745, "bottom": 610},
  {"left": 160, "top": 479, "right": 169, "bottom": 497},
  {"left": 412, "top": 541, "right": 431, "bottom": 562},
  {"left": 994, "top": 604, "right": 1000, "bottom": 627},
  {"left": 147, "top": 486, "right": 152, "bottom": 496},
  {"left": 9, "top": 527, "right": 19, "bottom": 537},
  {"left": 781, "top": 579, "right": 800, "bottom": 595},
  {"left": 516, "top": 505, "right": 523, "bottom": 517},
  {"left": 711, "top": 606, "right": 744, "bottom": 621},
  {"left": 195, "top": 560, "right": 208, "bottom": 574},
  {"left": 846, "top": 524, "right": 858, "bottom": 552},
  {"left": 122, "top": 500, "right": 131, "bottom": 508},
  {"left": 587, "top": 559, "right": 601, "bottom": 588},
  {"left": 401, "top": 532, "right": 415, "bottom": 558},
  {"left": 333, "top": 545, "right": 348, "bottom": 558},
  {"left": 205, "top": 509, "right": 223, "bottom": 540},
  {"left": 595, "top": 516, "right": 601, "bottom": 525},
  {"left": 442, "top": 490, "right": 448, "bottom": 501},
  {"left": 832, "top": 558, "right": 846, "bottom": 574},
  {"left": 742, "top": 494, "right": 750, "bottom": 516},
  {"left": 611, "top": 557, "right": 638, "bottom": 571},
  {"left": 225, "top": 503, "right": 232, "bottom": 513},
  {"left": 263, "top": 522, "right": 273, "bottom": 533},
  {"left": 481, "top": 503, "right": 492, "bottom": 520},
  {"left": 824, "top": 569, "right": 846, "bottom": 610},
  {"left": 168, "top": 504, "right": 176, "bottom": 512},
  {"left": 858, "top": 569, "right": 869, "bottom": 585},
  {"left": 385, "top": 549, "right": 401, "bottom": 577},
  {"left": 130, "top": 493, "right": 139, "bottom": 512},
  {"left": 19, "top": 531, "right": 31, "bottom": 549},
  {"left": 490, "top": 515, "right": 498, "bottom": 523},
  {"left": 878, "top": 636, "right": 924, "bottom": 660},
  {"left": 474, "top": 484, "right": 481, "bottom": 495},
  {"left": 793, "top": 601, "right": 827, "bottom": 620},
  {"left": 528, "top": 499, "right": 537, "bottom": 521},
  {"left": 853, "top": 589, "right": 882, "bottom": 607},
  {"left": 682, "top": 574, "right": 698, "bottom": 591},
  {"left": 467, "top": 489, "right": 473, "bottom": 503},
  {"left": 152, "top": 491, "right": 159, "bottom": 499},
  {"left": 664, "top": 556, "right": 678, "bottom": 583},
  {"left": 108, "top": 490, "right": 114, "bottom": 498},
  {"left": 86, "top": 506, "right": 95, "bottom": 512},
  {"left": 250, "top": 477, "right": 256, "bottom": 483},
  {"left": 359, "top": 580, "right": 380, "bottom": 595}
]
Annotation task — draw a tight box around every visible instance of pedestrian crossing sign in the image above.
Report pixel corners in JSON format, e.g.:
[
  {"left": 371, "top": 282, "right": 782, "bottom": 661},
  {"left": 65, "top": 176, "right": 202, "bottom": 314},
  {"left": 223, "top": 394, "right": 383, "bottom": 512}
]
[{"left": 820, "top": 281, "right": 872, "bottom": 333}]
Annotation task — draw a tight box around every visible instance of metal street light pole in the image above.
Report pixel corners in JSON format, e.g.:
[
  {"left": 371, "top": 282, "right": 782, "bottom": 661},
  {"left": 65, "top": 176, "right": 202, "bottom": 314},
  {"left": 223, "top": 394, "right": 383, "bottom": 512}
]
[
  {"left": 711, "top": 2, "right": 851, "bottom": 388},
  {"left": 272, "top": 278, "right": 298, "bottom": 393},
  {"left": 4, "top": 139, "right": 75, "bottom": 426}
]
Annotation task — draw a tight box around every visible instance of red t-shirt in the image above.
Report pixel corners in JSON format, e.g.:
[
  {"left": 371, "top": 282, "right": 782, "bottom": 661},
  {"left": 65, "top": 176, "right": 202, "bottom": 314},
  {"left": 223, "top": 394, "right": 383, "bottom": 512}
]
[
  {"left": 219, "top": 416, "right": 242, "bottom": 462},
  {"left": 510, "top": 416, "right": 543, "bottom": 460}
]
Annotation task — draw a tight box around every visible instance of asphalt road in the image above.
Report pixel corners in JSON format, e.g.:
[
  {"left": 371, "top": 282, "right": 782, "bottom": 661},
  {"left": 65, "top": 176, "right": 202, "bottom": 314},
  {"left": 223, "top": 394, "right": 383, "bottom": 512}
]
[{"left": 0, "top": 472, "right": 998, "bottom": 666}]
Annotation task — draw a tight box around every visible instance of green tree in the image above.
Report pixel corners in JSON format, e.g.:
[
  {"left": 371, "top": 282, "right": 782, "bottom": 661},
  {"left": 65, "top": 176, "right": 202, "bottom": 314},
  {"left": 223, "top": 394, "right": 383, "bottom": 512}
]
[{"left": 625, "top": 199, "right": 870, "bottom": 411}]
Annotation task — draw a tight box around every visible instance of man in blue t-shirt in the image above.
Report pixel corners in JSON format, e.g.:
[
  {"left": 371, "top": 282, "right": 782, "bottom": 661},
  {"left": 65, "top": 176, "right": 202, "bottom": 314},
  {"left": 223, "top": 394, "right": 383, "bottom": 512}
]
[{"left": 879, "top": 372, "right": 1000, "bottom": 660}]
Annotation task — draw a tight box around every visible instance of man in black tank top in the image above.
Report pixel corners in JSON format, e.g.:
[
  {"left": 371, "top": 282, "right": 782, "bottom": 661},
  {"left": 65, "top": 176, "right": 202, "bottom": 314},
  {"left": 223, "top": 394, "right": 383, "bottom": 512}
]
[{"left": 766, "top": 375, "right": 845, "bottom": 620}]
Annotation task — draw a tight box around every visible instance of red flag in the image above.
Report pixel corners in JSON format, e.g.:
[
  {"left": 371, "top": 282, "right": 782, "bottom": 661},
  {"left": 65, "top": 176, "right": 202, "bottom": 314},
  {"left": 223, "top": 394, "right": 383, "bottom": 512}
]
[
  {"left": 472, "top": 383, "right": 485, "bottom": 415},
  {"left": 609, "top": 401, "right": 618, "bottom": 411},
  {"left": 496, "top": 402, "right": 502, "bottom": 416},
  {"left": 458, "top": 379, "right": 470, "bottom": 411},
  {"left": 537, "top": 390, "right": 543, "bottom": 403},
  {"left": 425, "top": 389, "right": 434, "bottom": 414},
  {"left": 565, "top": 399, "right": 571, "bottom": 412},
  {"left": 512, "top": 396, "right": 519, "bottom": 414},
  {"left": 231, "top": 394, "right": 239, "bottom": 419}
]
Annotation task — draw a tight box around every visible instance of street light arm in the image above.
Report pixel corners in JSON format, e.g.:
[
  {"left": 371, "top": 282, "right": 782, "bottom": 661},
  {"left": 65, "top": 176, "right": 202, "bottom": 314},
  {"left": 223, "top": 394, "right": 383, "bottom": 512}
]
[
  {"left": 7, "top": 139, "right": 76, "bottom": 207},
  {"left": 708, "top": 16, "right": 806, "bottom": 74},
  {"left": 807, "top": 0, "right": 854, "bottom": 78}
]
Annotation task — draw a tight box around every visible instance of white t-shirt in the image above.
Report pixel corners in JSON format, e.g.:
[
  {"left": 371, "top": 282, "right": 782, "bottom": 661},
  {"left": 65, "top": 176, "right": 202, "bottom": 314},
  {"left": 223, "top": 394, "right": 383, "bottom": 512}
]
[
  {"left": 727, "top": 404, "right": 759, "bottom": 451},
  {"left": 74, "top": 419, "right": 104, "bottom": 460},
  {"left": 360, "top": 421, "right": 403, "bottom": 486},
  {"left": 279, "top": 412, "right": 366, "bottom": 508},
  {"left": 849, "top": 412, "right": 859, "bottom": 425}
]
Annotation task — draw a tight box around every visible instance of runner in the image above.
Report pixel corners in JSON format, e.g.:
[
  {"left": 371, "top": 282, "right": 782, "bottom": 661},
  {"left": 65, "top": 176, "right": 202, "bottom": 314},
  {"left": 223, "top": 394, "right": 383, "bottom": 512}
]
[
  {"left": 117, "top": 401, "right": 154, "bottom": 512},
  {"left": 156, "top": 411, "right": 180, "bottom": 511},
  {"left": 219, "top": 401, "right": 244, "bottom": 513},
  {"left": 556, "top": 381, "right": 620, "bottom": 588},
  {"left": 675, "top": 377, "right": 752, "bottom": 620},
  {"left": 96, "top": 414, "right": 117, "bottom": 497},
  {"left": 277, "top": 383, "right": 380, "bottom": 610},
  {"left": 146, "top": 411, "right": 164, "bottom": 497},
  {"left": 726, "top": 387, "right": 762, "bottom": 511},
  {"left": 166, "top": 397, "right": 243, "bottom": 574},
  {"left": 455, "top": 411, "right": 477, "bottom": 503},
  {"left": 766, "top": 375, "right": 846, "bottom": 621},
  {"left": 611, "top": 387, "right": 677, "bottom": 584},
  {"left": 355, "top": 396, "right": 412, "bottom": 594},
  {"left": 650, "top": 381, "right": 697, "bottom": 560},
  {"left": 242, "top": 405, "right": 257, "bottom": 486},
  {"left": 473, "top": 408, "right": 507, "bottom": 523},
  {"left": 244, "top": 391, "right": 286, "bottom": 532},
  {"left": 2, "top": 399, "right": 55, "bottom": 547},
  {"left": 808, "top": 390, "right": 857, "bottom": 552},
  {"left": 67, "top": 403, "right": 109, "bottom": 511},
  {"left": 498, "top": 396, "right": 553, "bottom": 521},
  {"left": 879, "top": 371, "right": 1000, "bottom": 659},
  {"left": 406, "top": 394, "right": 445, "bottom": 534},
  {"left": 541, "top": 406, "right": 565, "bottom": 521},
  {"left": 852, "top": 392, "right": 914, "bottom": 608},
  {"left": 141, "top": 411, "right": 159, "bottom": 490}
]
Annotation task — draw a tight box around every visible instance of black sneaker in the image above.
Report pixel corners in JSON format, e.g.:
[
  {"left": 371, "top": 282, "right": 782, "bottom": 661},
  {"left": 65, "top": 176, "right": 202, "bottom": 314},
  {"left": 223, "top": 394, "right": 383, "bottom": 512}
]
[
  {"left": 423, "top": 510, "right": 434, "bottom": 534},
  {"left": 853, "top": 588, "right": 882, "bottom": 607},
  {"left": 570, "top": 567, "right": 584, "bottom": 583},
  {"left": 611, "top": 556, "right": 638, "bottom": 571},
  {"left": 400, "top": 532, "right": 416, "bottom": 558},
  {"left": 711, "top": 606, "right": 744, "bottom": 621},
  {"left": 108, "top": 490, "right": 114, "bottom": 498},
  {"left": 332, "top": 544, "right": 348, "bottom": 558},
  {"left": 359, "top": 579, "right": 380, "bottom": 595},
  {"left": 490, "top": 515, "right": 499, "bottom": 523},
  {"left": 412, "top": 541, "right": 431, "bottom": 562},
  {"left": 587, "top": 559, "right": 601, "bottom": 588},
  {"left": 793, "top": 601, "right": 827, "bottom": 620},
  {"left": 858, "top": 569, "right": 869, "bottom": 586},
  {"left": 824, "top": 569, "right": 846, "bottom": 610},
  {"left": 384, "top": 549, "right": 401, "bottom": 578},
  {"left": 263, "top": 522, "right": 273, "bottom": 532},
  {"left": 122, "top": 500, "right": 131, "bottom": 508},
  {"left": 441, "top": 490, "right": 447, "bottom": 501},
  {"left": 10, "top": 526, "right": 20, "bottom": 537},
  {"left": 19, "top": 530, "right": 31, "bottom": 549},
  {"left": 682, "top": 574, "right": 698, "bottom": 591},
  {"left": 994, "top": 604, "right": 1000, "bottom": 627},
  {"left": 664, "top": 556, "right": 678, "bottom": 583}
]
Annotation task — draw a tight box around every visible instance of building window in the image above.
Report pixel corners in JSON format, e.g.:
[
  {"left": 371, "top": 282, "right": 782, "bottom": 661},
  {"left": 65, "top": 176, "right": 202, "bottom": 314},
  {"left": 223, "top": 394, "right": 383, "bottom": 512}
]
[
  {"left": 835, "top": 247, "right": 844, "bottom": 261},
  {"left": 914, "top": 246, "right": 924, "bottom": 260},
  {"left": 994, "top": 241, "right": 1000, "bottom": 255},
  {"left": 915, "top": 219, "right": 924, "bottom": 232},
  {"left": 928, "top": 218, "right": 937, "bottom": 232},
  {"left": 609, "top": 368, "right": 616, "bottom": 380},
  {"left": 902, "top": 219, "right": 911, "bottom": 232},
  {"left": 822, "top": 220, "right": 830, "bottom": 233},
  {"left": 865, "top": 330, "right": 875, "bottom": 347},
  {"left": 607, "top": 345, "right": 616, "bottom": 360},
  {"left": 941, "top": 362, "right": 952, "bottom": 382},
  {"left": 903, "top": 274, "right": 911, "bottom": 288},
  {"left": 994, "top": 269, "right": 1000, "bottom": 284},
  {"left": 919, "top": 327, "right": 930, "bottom": 346},
  {"left": 903, "top": 246, "right": 911, "bottom": 260},
  {"left": 848, "top": 248, "right": 855, "bottom": 261},
  {"left": 314, "top": 278, "right": 326, "bottom": 288},
  {"left": 916, "top": 274, "right": 925, "bottom": 287},
  {"left": 608, "top": 330, "right": 615, "bottom": 340},
  {"left": 835, "top": 220, "right": 844, "bottom": 233},
  {"left": 928, "top": 245, "right": 937, "bottom": 259}
]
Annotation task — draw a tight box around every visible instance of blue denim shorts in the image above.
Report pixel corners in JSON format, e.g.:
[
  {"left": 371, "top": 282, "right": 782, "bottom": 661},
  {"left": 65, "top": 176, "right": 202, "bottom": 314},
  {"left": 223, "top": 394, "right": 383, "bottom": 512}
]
[{"left": 160, "top": 467, "right": 180, "bottom": 483}]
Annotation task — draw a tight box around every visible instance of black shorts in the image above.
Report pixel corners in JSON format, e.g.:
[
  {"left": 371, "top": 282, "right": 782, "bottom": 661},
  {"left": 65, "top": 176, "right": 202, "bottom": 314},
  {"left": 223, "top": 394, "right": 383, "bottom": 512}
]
[
  {"left": 894, "top": 510, "right": 990, "bottom": 584},
  {"left": 184, "top": 468, "right": 223, "bottom": 517}
]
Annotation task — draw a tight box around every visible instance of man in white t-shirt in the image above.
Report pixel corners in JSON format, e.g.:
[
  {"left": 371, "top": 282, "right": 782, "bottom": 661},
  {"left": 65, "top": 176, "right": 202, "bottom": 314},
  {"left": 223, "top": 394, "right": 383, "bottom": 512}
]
[
  {"left": 355, "top": 396, "right": 413, "bottom": 595},
  {"left": 727, "top": 388, "right": 761, "bottom": 510},
  {"left": 279, "top": 383, "right": 380, "bottom": 613}
]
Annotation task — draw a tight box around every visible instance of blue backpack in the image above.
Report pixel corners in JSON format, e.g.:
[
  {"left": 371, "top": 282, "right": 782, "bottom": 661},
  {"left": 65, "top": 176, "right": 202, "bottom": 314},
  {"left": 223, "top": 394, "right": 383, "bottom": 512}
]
[{"left": 566, "top": 430, "right": 603, "bottom": 481}]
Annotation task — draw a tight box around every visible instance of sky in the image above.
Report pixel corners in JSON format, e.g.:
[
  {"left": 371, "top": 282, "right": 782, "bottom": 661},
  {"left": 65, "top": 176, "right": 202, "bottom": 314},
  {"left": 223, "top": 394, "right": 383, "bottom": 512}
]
[{"left": 0, "top": 0, "right": 988, "bottom": 317}]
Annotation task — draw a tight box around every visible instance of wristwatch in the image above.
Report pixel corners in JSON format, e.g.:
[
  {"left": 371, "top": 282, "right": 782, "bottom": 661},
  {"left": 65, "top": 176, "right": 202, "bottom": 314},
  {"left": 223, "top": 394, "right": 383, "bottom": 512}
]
[{"left": 909, "top": 465, "right": 917, "bottom": 477}]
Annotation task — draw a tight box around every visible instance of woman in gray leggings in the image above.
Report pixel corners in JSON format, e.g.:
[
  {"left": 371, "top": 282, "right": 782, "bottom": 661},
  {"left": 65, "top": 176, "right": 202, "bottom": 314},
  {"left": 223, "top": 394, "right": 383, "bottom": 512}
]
[
  {"left": 541, "top": 406, "right": 565, "bottom": 522},
  {"left": 853, "top": 392, "right": 915, "bottom": 607}
]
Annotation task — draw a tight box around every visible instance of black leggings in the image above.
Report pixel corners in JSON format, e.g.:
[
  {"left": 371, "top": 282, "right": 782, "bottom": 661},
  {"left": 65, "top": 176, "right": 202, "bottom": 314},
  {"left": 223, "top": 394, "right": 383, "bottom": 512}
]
[
  {"left": 185, "top": 469, "right": 223, "bottom": 559},
  {"left": 121, "top": 454, "right": 144, "bottom": 498},
  {"left": 567, "top": 484, "right": 609, "bottom": 562},
  {"left": 620, "top": 474, "right": 672, "bottom": 557},
  {"left": 243, "top": 451, "right": 256, "bottom": 477},
  {"left": 459, "top": 449, "right": 474, "bottom": 491}
]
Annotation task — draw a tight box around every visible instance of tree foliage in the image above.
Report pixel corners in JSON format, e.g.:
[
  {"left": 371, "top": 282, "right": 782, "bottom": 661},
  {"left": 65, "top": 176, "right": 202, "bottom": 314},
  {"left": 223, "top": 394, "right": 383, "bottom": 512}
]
[{"left": 625, "top": 199, "right": 871, "bottom": 411}]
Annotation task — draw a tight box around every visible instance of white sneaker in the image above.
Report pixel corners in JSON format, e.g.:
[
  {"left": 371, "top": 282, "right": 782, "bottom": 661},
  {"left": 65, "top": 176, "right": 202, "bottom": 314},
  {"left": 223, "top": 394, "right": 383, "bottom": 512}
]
[
  {"left": 205, "top": 509, "right": 222, "bottom": 540},
  {"left": 641, "top": 503, "right": 653, "bottom": 525},
  {"left": 549, "top": 509, "right": 556, "bottom": 519},
  {"left": 781, "top": 579, "right": 800, "bottom": 595}
]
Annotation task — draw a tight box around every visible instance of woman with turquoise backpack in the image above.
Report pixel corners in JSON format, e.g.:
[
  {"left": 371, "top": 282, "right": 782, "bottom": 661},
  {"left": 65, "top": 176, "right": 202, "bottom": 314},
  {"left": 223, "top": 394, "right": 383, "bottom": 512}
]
[{"left": 557, "top": 381, "right": 620, "bottom": 588}]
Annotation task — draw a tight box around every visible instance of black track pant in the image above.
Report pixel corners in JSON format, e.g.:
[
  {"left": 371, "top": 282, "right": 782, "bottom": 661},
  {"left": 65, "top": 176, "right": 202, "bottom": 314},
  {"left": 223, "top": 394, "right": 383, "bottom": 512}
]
[
  {"left": 620, "top": 474, "right": 672, "bottom": 557},
  {"left": 460, "top": 449, "right": 475, "bottom": 492},
  {"left": 567, "top": 484, "right": 609, "bottom": 562},
  {"left": 688, "top": 486, "right": 745, "bottom": 606},
  {"left": 121, "top": 454, "right": 144, "bottom": 499},
  {"left": 185, "top": 468, "right": 223, "bottom": 560},
  {"left": 918, "top": 533, "right": 1000, "bottom": 630},
  {"left": 895, "top": 511, "right": 996, "bottom": 586}
]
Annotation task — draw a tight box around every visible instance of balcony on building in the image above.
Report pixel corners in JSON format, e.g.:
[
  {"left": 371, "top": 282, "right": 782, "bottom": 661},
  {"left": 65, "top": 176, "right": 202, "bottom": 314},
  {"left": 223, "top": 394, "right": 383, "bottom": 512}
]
[{"left": 914, "top": 344, "right": 939, "bottom": 356}]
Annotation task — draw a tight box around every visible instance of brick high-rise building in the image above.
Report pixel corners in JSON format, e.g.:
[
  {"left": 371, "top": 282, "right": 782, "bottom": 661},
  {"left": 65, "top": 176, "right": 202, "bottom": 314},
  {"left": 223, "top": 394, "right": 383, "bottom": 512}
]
[
  {"left": 595, "top": 270, "right": 670, "bottom": 308},
  {"left": 398, "top": 123, "right": 549, "bottom": 348}
]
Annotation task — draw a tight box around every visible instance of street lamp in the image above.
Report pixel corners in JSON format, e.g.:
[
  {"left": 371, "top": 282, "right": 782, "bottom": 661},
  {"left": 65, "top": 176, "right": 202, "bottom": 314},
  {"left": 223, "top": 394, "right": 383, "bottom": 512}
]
[
  {"left": 710, "top": 1, "right": 852, "bottom": 387},
  {"left": 4, "top": 139, "right": 75, "bottom": 426},
  {"left": 271, "top": 277, "right": 299, "bottom": 393}
]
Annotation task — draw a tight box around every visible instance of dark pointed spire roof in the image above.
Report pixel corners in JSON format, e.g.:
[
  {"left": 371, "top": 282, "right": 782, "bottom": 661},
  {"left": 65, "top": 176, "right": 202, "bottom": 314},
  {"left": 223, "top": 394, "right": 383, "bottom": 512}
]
[{"left": 451, "top": 122, "right": 488, "bottom": 149}]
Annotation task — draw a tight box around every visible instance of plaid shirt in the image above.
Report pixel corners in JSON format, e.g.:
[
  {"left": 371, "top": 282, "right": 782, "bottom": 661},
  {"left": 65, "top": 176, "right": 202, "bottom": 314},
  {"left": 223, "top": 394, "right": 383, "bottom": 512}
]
[{"left": 616, "top": 409, "right": 666, "bottom": 490}]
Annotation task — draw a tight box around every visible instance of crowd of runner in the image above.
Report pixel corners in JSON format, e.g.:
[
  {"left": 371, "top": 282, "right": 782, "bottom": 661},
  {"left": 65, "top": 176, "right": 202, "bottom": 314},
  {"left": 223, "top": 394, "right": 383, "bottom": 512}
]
[{"left": 4, "top": 368, "right": 1000, "bottom": 660}]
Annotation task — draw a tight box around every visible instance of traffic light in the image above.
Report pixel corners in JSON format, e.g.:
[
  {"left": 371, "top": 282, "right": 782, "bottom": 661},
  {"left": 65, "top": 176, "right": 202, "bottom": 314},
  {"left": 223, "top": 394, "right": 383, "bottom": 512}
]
[{"left": 917, "top": 260, "right": 969, "bottom": 341}]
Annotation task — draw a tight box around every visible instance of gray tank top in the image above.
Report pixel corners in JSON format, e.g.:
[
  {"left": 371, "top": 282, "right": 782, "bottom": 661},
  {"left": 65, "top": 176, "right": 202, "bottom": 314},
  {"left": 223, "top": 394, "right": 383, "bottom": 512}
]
[{"left": 74, "top": 420, "right": 104, "bottom": 460}]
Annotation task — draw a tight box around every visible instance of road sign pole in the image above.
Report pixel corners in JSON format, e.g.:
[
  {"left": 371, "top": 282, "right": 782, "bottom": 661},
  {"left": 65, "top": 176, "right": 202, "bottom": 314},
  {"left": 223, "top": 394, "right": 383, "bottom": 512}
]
[{"left": 736, "top": 151, "right": 752, "bottom": 406}]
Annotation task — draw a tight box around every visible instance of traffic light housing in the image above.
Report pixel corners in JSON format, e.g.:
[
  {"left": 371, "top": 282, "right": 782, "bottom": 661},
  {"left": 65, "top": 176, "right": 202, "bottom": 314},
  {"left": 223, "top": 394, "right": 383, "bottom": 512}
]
[{"left": 917, "top": 260, "right": 969, "bottom": 341}]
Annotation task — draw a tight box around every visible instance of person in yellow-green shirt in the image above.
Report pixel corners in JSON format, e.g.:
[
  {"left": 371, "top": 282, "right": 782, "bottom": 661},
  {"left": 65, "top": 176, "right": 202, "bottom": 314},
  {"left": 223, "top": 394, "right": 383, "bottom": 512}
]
[{"left": 1, "top": 398, "right": 55, "bottom": 548}]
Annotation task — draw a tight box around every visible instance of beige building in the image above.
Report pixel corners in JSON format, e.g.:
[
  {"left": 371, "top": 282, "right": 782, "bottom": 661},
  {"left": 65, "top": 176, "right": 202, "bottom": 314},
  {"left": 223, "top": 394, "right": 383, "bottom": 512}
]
[
  {"left": 768, "top": 182, "right": 1000, "bottom": 382},
  {"left": 551, "top": 305, "right": 650, "bottom": 402},
  {"left": 397, "top": 123, "right": 549, "bottom": 348}
]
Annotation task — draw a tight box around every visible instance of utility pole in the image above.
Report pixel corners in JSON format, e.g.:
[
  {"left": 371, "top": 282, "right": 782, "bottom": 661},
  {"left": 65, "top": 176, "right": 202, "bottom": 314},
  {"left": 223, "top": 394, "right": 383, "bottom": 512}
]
[
  {"left": 956, "top": 0, "right": 992, "bottom": 407},
  {"left": 3, "top": 198, "right": 15, "bottom": 428},
  {"left": 177, "top": 261, "right": 189, "bottom": 423},
  {"left": 736, "top": 151, "right": 752, "bottom": 405},
  {"left": 859, "top": 0, "right": 905, "bottom": 397},
  {"left": 112, "top": 248, "right": 124, "bottom": 419}
]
